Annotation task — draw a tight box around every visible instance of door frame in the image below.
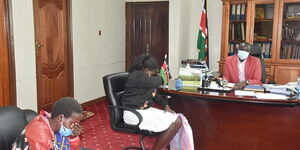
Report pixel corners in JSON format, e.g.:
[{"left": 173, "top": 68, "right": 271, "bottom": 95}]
[
  {"left": 68, "top": 0, "right": 74, "bottom": 97},
  {"left": 1, "top": 0, "right": 16, "bottom": 105},
  {"left": 32, "top": 0, "right": 74, "bottom": 110}
]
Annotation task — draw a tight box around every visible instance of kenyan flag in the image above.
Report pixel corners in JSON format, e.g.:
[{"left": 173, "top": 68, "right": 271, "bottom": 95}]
[
  {"left": 160, "top": 55, "right": 171, "bottom": 85},
  {"left": 197, "top": 0, "right": 209, "bottom": 62}
]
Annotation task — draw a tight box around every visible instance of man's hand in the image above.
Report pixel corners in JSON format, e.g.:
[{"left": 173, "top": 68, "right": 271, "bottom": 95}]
[
  {"left": 164, "top": 105, "right": 175, "bottom": 114},
  {"left": 234, "top": 80, "right": 248, "bottom": 89},
  {"left": 71, "top": 123, "right": 83, "bottom": 137}
]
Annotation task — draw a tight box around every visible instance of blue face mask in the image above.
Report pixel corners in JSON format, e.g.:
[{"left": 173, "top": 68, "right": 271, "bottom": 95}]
[
  {"left": 237, "top": 50, "right": 249, "bottom": 60},
  {"left": 59, "top": 117, "right": 73, "bottom": 137}
]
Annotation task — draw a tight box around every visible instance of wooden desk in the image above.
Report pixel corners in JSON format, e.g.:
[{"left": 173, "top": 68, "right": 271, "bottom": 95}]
[{"left": 159, "top": 88, "right": 300, "bottom": 150}]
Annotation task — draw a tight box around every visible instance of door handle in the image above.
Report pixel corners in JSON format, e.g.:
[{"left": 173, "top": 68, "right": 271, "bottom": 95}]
[
  {"left": 146, "top": 44, "right": 150, "bottom": 54},
  {"left": 35, "top": 41, "right": 44, "bottom": 49}
]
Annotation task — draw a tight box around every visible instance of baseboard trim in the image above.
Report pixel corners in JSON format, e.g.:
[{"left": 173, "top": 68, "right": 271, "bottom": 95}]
[{"left": 81, "top": 96, "right": 106, "bottom": 107}]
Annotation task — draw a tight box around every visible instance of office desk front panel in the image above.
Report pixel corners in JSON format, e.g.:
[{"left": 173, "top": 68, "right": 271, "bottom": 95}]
[{"left": 159, "top": 88, "right": 300, "bottom": 150}]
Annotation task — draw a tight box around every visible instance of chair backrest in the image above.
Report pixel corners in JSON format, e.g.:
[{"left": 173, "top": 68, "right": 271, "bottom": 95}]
[
  {"left": 103, "top": 72, "right": 129, "bottom": 129},
  {"left": 0, "top": 106, "right": 37, "bottom": 150},
  {"left": 250, "top": 45, "right": 266, "bottom": 83}
]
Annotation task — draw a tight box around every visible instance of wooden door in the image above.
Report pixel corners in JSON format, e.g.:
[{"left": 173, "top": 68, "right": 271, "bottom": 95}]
[
  {"left": 126, "top": 2, "right": 169, "bottom": 70},
  {"left": 0, "top": 0, "right": 15, "bottom": 106},
  {"left": 33, "top": 0, "right": 73, "bottom": 111}
]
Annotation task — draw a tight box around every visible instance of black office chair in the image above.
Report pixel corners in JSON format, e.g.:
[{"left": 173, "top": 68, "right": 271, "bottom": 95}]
[
  {"left": 103, "top": 72, "right": 158, "bottom": 150},
  {"left": 0, "top": 106, "right": 37, "bottom": 150},
  {"left": 250, "top": 45, "right": 266, "bottom": 84}
]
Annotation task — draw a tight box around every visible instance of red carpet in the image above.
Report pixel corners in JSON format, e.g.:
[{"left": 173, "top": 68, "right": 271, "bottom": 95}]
[{"left": 80, "top": 99, "right": 156, "bottom": 150}]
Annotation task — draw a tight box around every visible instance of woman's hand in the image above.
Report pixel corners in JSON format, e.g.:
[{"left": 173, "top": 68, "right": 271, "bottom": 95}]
[
  {"left": 71, "top": 123, "right": 83, "bottom": 137},
  {"left": 164, "top": 105, "right": 175, "bottom": 114}
]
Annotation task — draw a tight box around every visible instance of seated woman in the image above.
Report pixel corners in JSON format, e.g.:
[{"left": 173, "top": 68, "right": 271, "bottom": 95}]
[
  {"left": 12, "top": 97, "right": 83, "bottom": 150},
  {"left": 122, "top": 54, "right": 182, "bottom": 150}
]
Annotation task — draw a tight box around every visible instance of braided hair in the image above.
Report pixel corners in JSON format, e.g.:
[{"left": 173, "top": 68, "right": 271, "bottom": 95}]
[{"left": 129, "top": 54, "right": 160, "bottom": 73}]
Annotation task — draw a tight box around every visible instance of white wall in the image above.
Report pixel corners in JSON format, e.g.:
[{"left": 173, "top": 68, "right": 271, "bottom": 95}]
[
  {"left": 11, "top": 0, "right": 222, "bottom": 110},
  {"left": 126, "top": 0, "right": 168, "bottom": 1},
  {"left": 188, "top": 0, "right": 202, "bottom": 60},
  {"left": 11, "top": 0, "right": 37, "bottom": 111},
  {"left": 12, "top": 0, "right": 125, "bottom": 110},
  {"left": 169, "top": 0, "right": 191, "bottom": 78},
  {"left": 188, "top": 0, "right": 223, "bottom": 71},
  {"left": 207, "top": 0, "right": 222, "bottom": 71},
  {"left": 72, "top": 0, "right": 125, "bottom": 104},
  {"left": 168, "top": 0, "right": 189, "bottom": 78}
]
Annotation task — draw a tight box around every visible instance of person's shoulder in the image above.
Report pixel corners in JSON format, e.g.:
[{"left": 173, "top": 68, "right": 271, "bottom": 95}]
[
  {"left": 25, "top": 116, "right": 52, "bottom": 138},
  {"left": 129, "top": 70, "right": 145, "bottom": 78},
  {"left": 248, "top": 56, "right": 260, "bottom": 63},
  {"left": 225, "top": 55, "right": 237, "bottom": 62}
]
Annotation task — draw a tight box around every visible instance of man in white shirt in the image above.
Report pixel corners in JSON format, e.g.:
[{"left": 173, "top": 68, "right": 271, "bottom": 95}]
[{"left": 223, "top": 42, "right": 262, "bottom": 88}]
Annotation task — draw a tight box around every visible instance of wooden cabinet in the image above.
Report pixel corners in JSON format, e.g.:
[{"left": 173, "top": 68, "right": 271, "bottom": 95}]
[
  {"left": 265, "top": 65, "right": 274, "bottom": 82},
  {"left": 274, "top": 66, "right": 300, "bottom": 84},
  {"left": 220, "top": 0, "right": 300, "bottom": 84}
]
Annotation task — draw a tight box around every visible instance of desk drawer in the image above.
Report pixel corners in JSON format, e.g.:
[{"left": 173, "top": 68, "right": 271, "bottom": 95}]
[{"left": 265, "top": 66, "right": 274, "bottom": 76}]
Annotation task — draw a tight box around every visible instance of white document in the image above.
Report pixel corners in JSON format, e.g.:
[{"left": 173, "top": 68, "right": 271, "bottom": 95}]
[
  {"left": 255, "top": 93, "right": 287, "bottom": 100},
  {"left": 263, "top": 83, "right": 297, "bottom": 92},
  {"left": 226, "top": 83, "right": 236, "bottom": 88},
  {"left": 235, "top": 90, "right": 255, "bottom": 96}
]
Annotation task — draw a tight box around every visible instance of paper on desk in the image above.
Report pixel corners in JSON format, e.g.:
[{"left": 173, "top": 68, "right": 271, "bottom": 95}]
[
  {"left": 235, "top": 90, "right": 255, "bottom": 96},
  {"left": 158, "top": 85, "right": 168, "bottom": 89},
  {"left": 263, "top": 83, "right": 297, "bottom": 93},
  {"left": 254, "top": 93, "right": 287, "bottom": 100},
  {"left": 226, "top": 83, "right": 235, "bottom": 88}
]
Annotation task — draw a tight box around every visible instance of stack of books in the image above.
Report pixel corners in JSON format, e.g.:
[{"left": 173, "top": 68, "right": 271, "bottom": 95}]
[
  {"left": 244, "top": 85, "right": 265, "bottom": 92},
  {"left": 229, "top": 22, "right": 246, "bottom": 41},
  {"left": 179, "top": 75, "right": 201, "bottom": 87},
  {"left": 280, "top": 44, "right": 300, "bottom": 59}
]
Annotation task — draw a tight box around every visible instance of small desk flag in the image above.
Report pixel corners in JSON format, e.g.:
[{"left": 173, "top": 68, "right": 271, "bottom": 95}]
[{"left": 160, "top": 54, "right": 171, "bottom": 85}]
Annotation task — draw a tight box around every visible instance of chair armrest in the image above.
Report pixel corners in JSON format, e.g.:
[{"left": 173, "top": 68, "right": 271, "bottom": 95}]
[{"left": 108, "top": 106, "right": 143, "bottom": 126}]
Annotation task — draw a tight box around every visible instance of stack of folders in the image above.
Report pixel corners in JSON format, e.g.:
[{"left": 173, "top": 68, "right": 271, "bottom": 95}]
[
  {"left": 262, "top": 84, "right": 293, "bottom": 96},
  {"left": 230, "top": 4, "right": 246, "bottom": 21},
  {"left": 244, "top": 85, "right": 265, "bottom": 92}
]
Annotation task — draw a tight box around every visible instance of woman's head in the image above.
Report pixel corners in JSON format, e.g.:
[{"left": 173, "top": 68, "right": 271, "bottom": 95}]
[
  {"left": 129, "top": 54, "right": 160, "bottom": 74},
  {"left": 51, "top": 97, "right": 83, "bottom": 134}
]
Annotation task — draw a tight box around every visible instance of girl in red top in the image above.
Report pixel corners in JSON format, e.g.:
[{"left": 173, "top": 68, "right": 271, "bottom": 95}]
[{"left": 13, "top": 97, "right": 83, "bottom": 150}]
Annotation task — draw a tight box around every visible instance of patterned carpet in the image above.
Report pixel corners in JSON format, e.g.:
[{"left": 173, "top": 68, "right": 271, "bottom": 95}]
[{"left": 80, "top": 99, "right": 156, "bottom": 150}]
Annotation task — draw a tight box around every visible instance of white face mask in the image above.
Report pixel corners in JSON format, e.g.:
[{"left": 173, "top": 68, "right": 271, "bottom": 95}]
[{"left": 237, "top": 50, "right": 249, "bottom": 60}]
